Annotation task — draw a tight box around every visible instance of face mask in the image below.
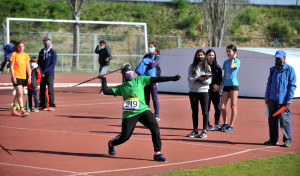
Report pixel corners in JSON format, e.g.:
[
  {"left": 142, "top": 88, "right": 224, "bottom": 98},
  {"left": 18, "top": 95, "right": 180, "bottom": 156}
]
[
  {"left": 44, "top": 43, "right": 51, "bottom": 49},
  {"left": 125, "top": 71, "right": 134, "bottom": 80},
  {"left": 30, "top": 63, "right": 38, "bottom": 68},
  {"left": 197, "top": 57, "right": 205, "bottom": 63},
  {"left": 100, "top": 46, "right": 104, "bottom": 49},
  {"left": 275, "top": 58, "right": 284, "bottom": 68},
  {"left": 149, "top": 47, "right": 155, "bottom": 54}
]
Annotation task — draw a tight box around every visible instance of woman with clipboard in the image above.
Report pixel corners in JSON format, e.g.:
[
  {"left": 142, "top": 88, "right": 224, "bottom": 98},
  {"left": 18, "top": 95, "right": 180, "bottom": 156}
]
[{"left": 187, "top": 49, "right": 212, "bottom": 138}]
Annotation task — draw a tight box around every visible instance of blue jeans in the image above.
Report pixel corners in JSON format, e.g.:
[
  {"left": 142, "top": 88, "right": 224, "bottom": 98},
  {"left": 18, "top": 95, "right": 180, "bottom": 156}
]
[
  {"left": 144, "top": 83, "right": 159, "bottom": 117},
  {"left": 99, "top": 65, "right": 109, "bottom": 74},
  {"left": 28, "top": 89, "right": 39, "bottom": 109},
  {"left": 268, "top": 99, "right": 292, "bottom": 143}
]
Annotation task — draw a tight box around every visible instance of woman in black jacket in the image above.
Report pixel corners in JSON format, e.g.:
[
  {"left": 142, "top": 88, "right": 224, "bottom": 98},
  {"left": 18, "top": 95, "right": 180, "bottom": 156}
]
[{"left": 206, "top": 49, "right": 223, "bottom": 131}]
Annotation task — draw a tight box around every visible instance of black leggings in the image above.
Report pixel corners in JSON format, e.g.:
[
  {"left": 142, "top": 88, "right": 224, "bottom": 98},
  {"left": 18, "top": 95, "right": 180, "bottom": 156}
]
[
  {"left": 110, "top": 110, "right": 161, "bottom": 152},
  {"left": 189, "top": 92, "right": 209, "bottom": 131}
]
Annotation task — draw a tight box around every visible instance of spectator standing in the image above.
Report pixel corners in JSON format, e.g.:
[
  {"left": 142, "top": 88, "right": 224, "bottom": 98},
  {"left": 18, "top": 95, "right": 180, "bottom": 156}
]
[
  {"left": 206, "top": 49, "right": 222, "bottom": 131},
  {"left": 1, "top": 40, "right": 16, "bottom": 73},
  {"left": 95, "top": 40, "right": 112, "bottom": 74},
  {"left": 10, "top": 41, "right": 31, "bottom": 117},
  {"left": 187, "top": 49, "right": 212, "bottom": 138},
  {"left": 264, "top": 50, "right": 296, "bottom": 147},
  {"left": 38, "top": 38, "right": 57, "bottom": 111},
  {"left": 27, "top": 56, "right": 41, "bottom": 112},
  {"left": 135, "top": 41, "right": 161, "bottom": 121},
  {"left": 220, "top": 44, "right": 241, "bottom": 132}
]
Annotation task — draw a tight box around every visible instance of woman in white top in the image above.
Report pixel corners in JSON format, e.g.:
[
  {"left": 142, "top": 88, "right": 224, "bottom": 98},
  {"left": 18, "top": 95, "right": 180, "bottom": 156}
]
[{"left": 187, "top": 49, "right": 212, "bottom": 138}]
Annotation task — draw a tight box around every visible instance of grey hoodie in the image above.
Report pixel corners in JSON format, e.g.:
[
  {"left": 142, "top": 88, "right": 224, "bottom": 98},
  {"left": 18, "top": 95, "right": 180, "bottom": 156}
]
[{"left": 188, "top": 64, "right": 212, "bottom": 93}]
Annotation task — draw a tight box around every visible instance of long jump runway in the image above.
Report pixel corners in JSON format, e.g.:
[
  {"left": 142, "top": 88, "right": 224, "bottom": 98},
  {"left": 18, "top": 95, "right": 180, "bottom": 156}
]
[{"left": 0, "top": 74, "right": 299, "bottom": 176}]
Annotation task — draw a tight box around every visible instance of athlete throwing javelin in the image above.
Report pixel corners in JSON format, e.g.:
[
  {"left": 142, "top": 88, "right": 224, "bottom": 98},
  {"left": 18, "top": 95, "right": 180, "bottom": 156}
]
[{"left": 98, "top": 64, "right": 182, "bottom": 162}]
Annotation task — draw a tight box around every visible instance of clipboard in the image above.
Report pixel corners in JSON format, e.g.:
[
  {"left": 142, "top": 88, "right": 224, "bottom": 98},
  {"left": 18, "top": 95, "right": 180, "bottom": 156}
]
[{"left": 200, "top": 74, "right": 213, "bottom": 79}]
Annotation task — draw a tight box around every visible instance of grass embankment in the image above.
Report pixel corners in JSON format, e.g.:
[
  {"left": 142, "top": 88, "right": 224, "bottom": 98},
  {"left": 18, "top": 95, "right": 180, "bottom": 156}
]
[{"left": 1, "top": 0, "right": 299, "bottom": 39}]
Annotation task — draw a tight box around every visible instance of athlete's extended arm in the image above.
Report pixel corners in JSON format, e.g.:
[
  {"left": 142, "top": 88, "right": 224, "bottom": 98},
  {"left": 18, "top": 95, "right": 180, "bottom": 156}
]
[
  {"left": 150, "top": 75, "right": 182, "bottom": 83},
  {"left": 100, "top": 77, "right": 115, "bottom": 95}
]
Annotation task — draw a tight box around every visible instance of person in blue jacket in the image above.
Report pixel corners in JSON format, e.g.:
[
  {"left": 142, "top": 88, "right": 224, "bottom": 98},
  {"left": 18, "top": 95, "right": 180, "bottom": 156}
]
[
  {"left": 38, "top": 38, "right": 57, "bottom": 111},
  {"left": 1, "top": 40, "right": 16, "bottom": 73},
  {"left": 135, "top": 41, "right": 161, "bottom": 121},
  {"left": 264, "top": 50, "right": 296, "bottom": 147}
]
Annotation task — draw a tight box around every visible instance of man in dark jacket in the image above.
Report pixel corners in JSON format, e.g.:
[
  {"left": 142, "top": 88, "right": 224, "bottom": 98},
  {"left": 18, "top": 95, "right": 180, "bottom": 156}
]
[
  {"left": 95, "top": 40, "right": 112, "bottom": 74},
  {"left": 38, "top": 38, "right": 57, "bottom": 111}
]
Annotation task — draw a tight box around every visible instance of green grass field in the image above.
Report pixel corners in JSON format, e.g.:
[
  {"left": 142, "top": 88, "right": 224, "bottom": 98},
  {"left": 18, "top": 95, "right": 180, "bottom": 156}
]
[{"left": 156, "top": 153, "right": 300, "bottom": 176}]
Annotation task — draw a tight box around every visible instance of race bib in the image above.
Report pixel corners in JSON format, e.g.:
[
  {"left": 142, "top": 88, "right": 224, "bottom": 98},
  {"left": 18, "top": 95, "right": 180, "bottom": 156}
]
[{"left": 123, "top": 98, "right": 139, "bottom": 111}]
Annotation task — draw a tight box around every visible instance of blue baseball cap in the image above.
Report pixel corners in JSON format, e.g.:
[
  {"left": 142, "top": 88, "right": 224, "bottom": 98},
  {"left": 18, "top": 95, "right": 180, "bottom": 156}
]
[{"left": 273, "top": 50, "right": 286, "bottom": 58}]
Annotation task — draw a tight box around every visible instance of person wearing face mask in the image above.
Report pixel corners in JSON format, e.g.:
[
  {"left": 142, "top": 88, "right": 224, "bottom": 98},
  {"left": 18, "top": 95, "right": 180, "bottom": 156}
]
[
  {"left": 98, "top": 64, "right": 182, "bottom": 162},
  {"left": 135, "top": 41, "right": 161, "bottom": 121},
  {"left": 26, "top": 57, "right": 41, "bottom": 112},
  {"left": 38, "top": 38, "right": 57, "bottom": 111},
  {"left": 264, "top": 50, "right": 296, "bottom": 147},
  {"left": 95, "top": 40, "right": 112, "bottom": 74},
  {"left": 187, "top": 49, "right": 212, "bottom": 138}
]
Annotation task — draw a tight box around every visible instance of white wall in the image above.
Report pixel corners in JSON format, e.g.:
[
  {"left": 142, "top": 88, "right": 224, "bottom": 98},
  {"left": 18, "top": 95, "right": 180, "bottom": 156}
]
[{"left": 158, "top": 47, "right": 300, "bottom": 98}]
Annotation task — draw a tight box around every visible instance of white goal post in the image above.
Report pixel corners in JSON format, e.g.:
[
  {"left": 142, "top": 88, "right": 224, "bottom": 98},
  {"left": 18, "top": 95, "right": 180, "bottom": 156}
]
[
  {"left": 4, "top": 17, "right": 148, "bottom": 50},
  {"left": 3, "top": 17, "right": 148, "bottom": 73}
]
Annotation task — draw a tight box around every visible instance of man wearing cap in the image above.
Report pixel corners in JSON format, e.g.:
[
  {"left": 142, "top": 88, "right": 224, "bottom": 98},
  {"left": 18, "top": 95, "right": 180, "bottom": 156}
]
[
  {"left": 95, "top": 40, "right": 112, "bottom": 74},
  {"left": 264, "top": 50, "right": 296, "bottom": 147}
]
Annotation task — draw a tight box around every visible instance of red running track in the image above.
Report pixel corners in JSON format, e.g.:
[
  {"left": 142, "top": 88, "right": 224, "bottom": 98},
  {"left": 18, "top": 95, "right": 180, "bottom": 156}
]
[{"left": 0, "top": 73, "right": 299, "bottom": 176}]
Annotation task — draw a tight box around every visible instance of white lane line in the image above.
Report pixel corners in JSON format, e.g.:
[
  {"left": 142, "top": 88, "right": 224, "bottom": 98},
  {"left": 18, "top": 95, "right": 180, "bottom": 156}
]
[
  {"left": 0, "top": 126, "right": 284, "bottom": 152},
  {"left": 0, "top": 126, "right": 283, "bottom": 175},
  {"left": 0, "top": 162, "right": 83, "bottom": 175},
  {"left": 69, "top": 147, "right": 274, "bottom": 176}
]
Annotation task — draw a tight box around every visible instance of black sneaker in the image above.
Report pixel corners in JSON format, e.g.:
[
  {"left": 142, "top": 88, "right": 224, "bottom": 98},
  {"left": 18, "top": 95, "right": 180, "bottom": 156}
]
[
  {"left": 220, "top": 124, "right": 229, "bottom": 132},
  {"left": 187, "top": 131, "right": 198, "bottom": 137},
  {"left": 263, "top": 140, "right": 278, "bottom": 146},
  {"left": 154, "top": 154, "right": 167, "bottom": 162},
  {"left": 108, "top": 141, "right": 116, "bottom": 156}
]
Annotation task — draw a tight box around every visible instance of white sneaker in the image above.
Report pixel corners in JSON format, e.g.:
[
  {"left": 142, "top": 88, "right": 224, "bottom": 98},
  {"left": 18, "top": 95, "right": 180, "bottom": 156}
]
[
  {"left": 214, "top": 124, "right": 221, "bottom": 130},
  {"left": 198, "top": 131, "right": 207, "bottom": 138}
]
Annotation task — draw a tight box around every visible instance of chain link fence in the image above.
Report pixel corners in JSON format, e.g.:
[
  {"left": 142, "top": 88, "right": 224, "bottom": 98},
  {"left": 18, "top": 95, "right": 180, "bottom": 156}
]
[{"left": 1, "top": 31, "right": 299, "bottom": 73}]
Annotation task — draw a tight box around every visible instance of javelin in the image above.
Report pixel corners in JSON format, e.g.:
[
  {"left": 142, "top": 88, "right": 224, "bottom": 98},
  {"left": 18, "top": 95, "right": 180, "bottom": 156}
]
[{"left": 72, "top": 67, "right": 124, "bottom": 87}]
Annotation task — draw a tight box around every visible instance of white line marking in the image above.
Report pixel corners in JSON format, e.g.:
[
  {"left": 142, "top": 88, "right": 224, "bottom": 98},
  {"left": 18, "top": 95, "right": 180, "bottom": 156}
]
[
  {"left": 0, "top": 126, "right": 284, "bottom": 175},
  {"left": 69, "top": 147, "right": 273, "bottom": 176},
  {"left": 0, "top": 162, "right": 83, "bottom": 174},
  {"left": 0, "top": 126, "right": 285, "bottom": 152}
]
